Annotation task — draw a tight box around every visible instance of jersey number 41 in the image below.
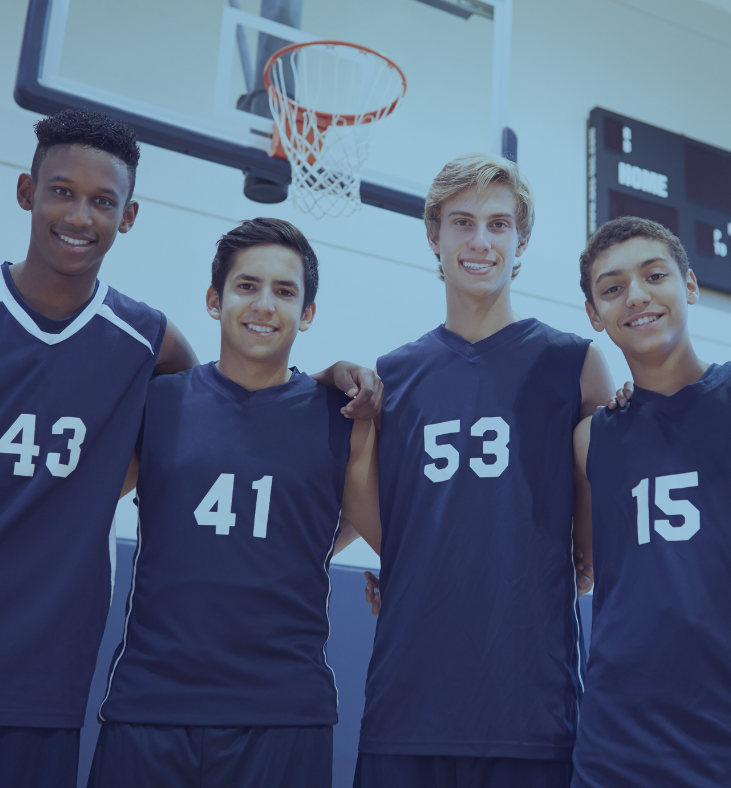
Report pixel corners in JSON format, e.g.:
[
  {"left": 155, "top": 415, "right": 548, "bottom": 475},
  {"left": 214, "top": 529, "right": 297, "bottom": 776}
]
[{"left": 194, "top": 473, "right": 273, "bottom": 537}]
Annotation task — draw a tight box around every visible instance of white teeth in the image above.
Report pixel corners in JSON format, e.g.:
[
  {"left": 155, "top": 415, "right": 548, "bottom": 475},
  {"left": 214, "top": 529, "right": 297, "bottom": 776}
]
[
  {"left": 246, "top": 324, "right": 275, "bottom": 333},
  {"left": 462, "top": 261, "right": 492, "bottom": 270},
  {"left": 629, "top": 315, "right": 659, "bottom": 327},
  {"left": 59, "top": 234, "right": 91, "bottom": 246}
]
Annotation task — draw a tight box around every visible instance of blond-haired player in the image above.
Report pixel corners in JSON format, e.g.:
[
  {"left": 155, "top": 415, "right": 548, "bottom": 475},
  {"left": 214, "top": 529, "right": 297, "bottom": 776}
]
[{"left": 354, "top": 154, "right": 615, "bottom": 788}]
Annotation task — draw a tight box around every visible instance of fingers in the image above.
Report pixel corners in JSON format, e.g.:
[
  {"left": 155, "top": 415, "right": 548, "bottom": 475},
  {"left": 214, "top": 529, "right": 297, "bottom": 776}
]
[
  {"left": 575, "top": 562, "right": 594, "bottom": 597},
  {"left": 364, "top": 571, "right": 381, "bottom": 617},
  {"left": 341, "top": 370, "right": 383, "bottom": 420},
  {"left": 607, "top": 381, "right": 634, "bottom": 410}
]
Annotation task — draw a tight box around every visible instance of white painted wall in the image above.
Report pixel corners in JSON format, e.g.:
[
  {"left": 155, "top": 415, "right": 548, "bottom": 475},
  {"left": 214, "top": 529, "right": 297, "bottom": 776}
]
[{"left": 2, "top": 0, "right": 730, "bottom": 570}]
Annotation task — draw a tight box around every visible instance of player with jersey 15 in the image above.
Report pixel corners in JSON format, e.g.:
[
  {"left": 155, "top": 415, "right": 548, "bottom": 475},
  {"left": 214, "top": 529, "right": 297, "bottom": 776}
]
[
  {"left": 571, "top": 217, "right": 731, "bottom": 788},
  {"left": 86, "top": 218, "right": 382, "bottom": 788},
  {"left": 354, "top": 153, "right": 617, "bottom": 788}
]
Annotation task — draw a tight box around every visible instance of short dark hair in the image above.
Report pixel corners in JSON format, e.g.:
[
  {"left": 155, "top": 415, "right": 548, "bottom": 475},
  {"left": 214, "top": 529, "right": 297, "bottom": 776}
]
[
  {"left": 31, "top": 108, "right": 141, "bottom": 203},
  {"left": 211, "top": 218, "right": 319, "bottom": 310},
  {"left": 580, "top": 216, "right": 690, "bottom": 306}
]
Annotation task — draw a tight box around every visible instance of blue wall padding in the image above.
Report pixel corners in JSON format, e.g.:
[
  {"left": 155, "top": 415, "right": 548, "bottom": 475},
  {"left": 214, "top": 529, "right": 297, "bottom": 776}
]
[{"left": 78, "top": 541, "right": 592, "bottom": 787}]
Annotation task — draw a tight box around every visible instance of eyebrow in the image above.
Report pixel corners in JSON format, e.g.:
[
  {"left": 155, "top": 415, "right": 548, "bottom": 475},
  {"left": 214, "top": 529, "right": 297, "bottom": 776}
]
[
  {"left": 445, "top": 210, "right": 514, "bottom": 220},
  {"left": 232, "top": 274, "right": 299, "bottom": 289},
  {"left": 48, "top": 175, "right": 121, "bottom": 199},
  {"left": 594, "top": 257, "right": 667, "bottom": 286}
]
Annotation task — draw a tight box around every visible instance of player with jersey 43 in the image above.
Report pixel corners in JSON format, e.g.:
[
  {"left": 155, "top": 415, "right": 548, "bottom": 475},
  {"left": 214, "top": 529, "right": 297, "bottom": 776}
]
[
  {"left": 354, "top": 154, "right": 617, "bottom": 788},
  {"left": 86, "top": 218, "right": 382, "bottom": 788},
  {"left": 571, "top": 217, "right": 731, "bottom": 788}
]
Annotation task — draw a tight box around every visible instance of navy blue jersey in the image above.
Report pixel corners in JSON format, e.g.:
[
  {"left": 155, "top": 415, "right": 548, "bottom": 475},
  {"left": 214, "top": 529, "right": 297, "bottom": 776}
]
[
  {"left": 0, "top": 262, "right": 165, "bottom": 728},
  {"left": 359, "top": 320, "right": 590, "bottom": 760},
  {"left": 572, "top": 363, "right": 731, "bottom": 788},
  {"left": 98, "top": 363, "right": 353, "bottom": 727}
]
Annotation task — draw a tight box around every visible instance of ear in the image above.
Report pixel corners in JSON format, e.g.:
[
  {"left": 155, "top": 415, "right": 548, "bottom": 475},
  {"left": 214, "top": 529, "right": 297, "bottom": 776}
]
[
  {"left": 206, "top": 285, "right": 222, "bottom": 322},
  {"left": 118, "top": 200, "right": 139, "bottom": 234},
  {"left": 427, "top": 232, "right": 440, "bottom": 258},
  {"left": 17, "top": 173, "right": 34, "bottom": 212},
  {"left": 585, "top": 300, "right": 605, "bottom": 333},
  {"left": 686, "top": 269, "right": 699, "bottom": 305},
  {"left": 299, "top": 301, "right": 316, "bottom": 333},
  {"left": 515, "top": 232, "right": 530, "bottom": 258}
]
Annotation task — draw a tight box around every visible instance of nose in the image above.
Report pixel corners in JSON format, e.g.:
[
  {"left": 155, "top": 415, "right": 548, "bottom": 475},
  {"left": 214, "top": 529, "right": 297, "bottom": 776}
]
[
  {"left": 64, "top": 197, "right": 93, "bottom": 228},
  {"left": 625, "top": 277, "right": 651, "bottom": 310},
  {"left": 468, "top": 223, "right": 492, "bottom": 253},
  {"left": 251, "top": 286, "right": 276, "bottom": 315}
]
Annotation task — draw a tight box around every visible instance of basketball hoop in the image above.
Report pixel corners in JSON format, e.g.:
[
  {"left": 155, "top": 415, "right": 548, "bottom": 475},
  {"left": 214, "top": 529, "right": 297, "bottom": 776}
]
[{"left": 264, "top": 41, "right": 407, "bottom": 218}]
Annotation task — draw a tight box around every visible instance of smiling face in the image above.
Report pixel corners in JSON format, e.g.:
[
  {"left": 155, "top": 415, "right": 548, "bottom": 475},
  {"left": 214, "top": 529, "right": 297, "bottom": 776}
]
[
  {"left": 428, "top": 184, "right": 529, "bottom": 301},
  {"left": 206, "top": 243, "right": 315, "bottom": 367},
  {"left": 18, "top": 144, "right": 137, "bottom": 279},
  {"left": 586, "top": 237, "right": 698, "bottom": 358}
]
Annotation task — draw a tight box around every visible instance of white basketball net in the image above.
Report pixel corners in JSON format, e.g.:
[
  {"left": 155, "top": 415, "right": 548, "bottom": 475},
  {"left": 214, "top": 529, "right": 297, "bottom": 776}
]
[{"left": 267, "top": 42, "right": 406, "bottom": 218}]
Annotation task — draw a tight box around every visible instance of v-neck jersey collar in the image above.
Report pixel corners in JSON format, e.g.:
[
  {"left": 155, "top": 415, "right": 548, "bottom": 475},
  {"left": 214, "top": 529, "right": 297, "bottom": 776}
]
[
  {"left": 631, "top": 362, "right": 731, "bottom": 413},
  {"left": 197, "top": 361, "right": 313, "bottom": 407},
  {"left": 1, "top": 261, "right": 107, "bottom": 345},
  {"left": 431, "top": 318, "right": 540, "bottom": 360}
]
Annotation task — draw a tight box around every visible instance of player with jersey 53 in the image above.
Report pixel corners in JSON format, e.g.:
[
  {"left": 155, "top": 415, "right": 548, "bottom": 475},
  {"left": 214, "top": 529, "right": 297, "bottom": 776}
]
[
  {"left": 354, "top": 154, "right": 617, "bottom": 788},
  {"left": 571, "top": 217, "right": 731, "bottom": 788},
  {"left": 86, "top": 218, "right": 382, "bottom": 788},
  {"left": 0, "top": 109, "right": 382, "bottom": 788}
]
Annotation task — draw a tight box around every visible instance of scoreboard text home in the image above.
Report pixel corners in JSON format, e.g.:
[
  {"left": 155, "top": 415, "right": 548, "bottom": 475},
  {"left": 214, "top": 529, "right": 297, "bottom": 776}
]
[{"left": 588, "top": 107, "right": 731, "bottom": 295}]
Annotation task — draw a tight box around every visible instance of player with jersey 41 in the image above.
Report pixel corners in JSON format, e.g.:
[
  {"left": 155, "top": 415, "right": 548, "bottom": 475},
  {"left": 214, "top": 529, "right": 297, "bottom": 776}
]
[
  {"left": 571, "top": 216, "right": 731, "bottom": 788},
  {"left": 86, "top": 218, "right": 382, "bottom": 788}
]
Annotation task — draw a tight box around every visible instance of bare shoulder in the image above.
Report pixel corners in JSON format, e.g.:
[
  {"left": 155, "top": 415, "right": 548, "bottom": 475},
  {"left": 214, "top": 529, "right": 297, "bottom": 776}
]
[{"left": 579, "top": 343, "right": 614, "bottom": 417}]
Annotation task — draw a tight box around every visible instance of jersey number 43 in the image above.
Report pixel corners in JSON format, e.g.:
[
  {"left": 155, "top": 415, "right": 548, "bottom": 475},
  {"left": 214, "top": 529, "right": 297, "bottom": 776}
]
[
  {"left": 0, "top": 413, "right": 86, "bottom": 478},
  {"left": 424, "top": 418, "right": 510, "bottom": 483}
]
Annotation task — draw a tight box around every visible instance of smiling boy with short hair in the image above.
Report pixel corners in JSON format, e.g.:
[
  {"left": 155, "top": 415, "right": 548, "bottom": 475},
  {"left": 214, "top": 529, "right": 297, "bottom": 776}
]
[
  {"left": 87, "top": 218, "right": 381, "bottom": 788},
  {"left": 571, "top": 216, "right": 731, "bottom": 788},
  {"left": 355, "top": 154, "right": 616, "bottom": 788}
]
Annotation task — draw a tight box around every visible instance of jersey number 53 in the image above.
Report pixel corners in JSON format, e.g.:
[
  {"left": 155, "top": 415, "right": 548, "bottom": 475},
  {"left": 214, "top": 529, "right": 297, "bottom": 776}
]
[{"left": 424, "top": 418, "right": 510, "bottom": 483}]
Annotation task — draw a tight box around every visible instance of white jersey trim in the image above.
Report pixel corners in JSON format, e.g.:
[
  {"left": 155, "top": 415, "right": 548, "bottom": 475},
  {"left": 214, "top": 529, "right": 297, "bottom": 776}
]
[
  {"left": 98, "top": 506, "right": 143, "bottom": 722},
  {"left": 98, "top": 304, "right": 153, "bottom": 354},
  {"left": 570, "top": 530, "right": 585, "bottom": 728},
  {"left": 322, "top": 515, "right": 341, "bottom": 708},
  {"left": 0, "top": 273, "right": 109, "bottom": 345}
]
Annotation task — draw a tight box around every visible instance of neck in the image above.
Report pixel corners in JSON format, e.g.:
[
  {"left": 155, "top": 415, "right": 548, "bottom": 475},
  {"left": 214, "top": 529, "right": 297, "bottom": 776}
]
[
  {"left": 11, "top": 250, "right": 100, "bottom": 320},
  {"left": 216, "top": 344, "right": 292, "bottom": 392},
  {"left": 444, "top": 280, "right": 519, "bottom": 343},
  {"left": 625, "top": 334, "right": 708, "bottom": 396}
]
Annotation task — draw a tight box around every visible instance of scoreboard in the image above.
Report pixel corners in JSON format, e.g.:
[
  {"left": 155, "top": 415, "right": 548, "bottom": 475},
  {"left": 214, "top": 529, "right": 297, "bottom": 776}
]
[{"left": 588, "top": 107, "right": 731, "bottom": 295}]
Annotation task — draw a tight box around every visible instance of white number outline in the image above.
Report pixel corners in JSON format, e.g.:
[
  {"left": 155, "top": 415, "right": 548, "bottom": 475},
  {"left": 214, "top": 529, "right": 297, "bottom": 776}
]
[
  {"left": 46, "top": 417, "right": 87, "bottom": 478},
  {"left": 632, "top": 472, "right": 700, "bottom": 544},
  {"left": 0, "top": 414, "right": 40, "bottom": 476}
]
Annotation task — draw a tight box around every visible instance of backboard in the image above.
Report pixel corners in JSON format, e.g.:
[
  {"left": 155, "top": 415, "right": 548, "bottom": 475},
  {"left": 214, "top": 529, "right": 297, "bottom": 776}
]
[{"left": 15, "top": 0, "right": 512, "bottom": 218}]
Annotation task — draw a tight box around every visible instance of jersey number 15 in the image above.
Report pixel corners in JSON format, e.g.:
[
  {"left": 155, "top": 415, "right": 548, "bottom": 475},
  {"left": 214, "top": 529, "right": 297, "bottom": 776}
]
[{"left": 632, "top": 472, "right": 700, "bottom": 544}]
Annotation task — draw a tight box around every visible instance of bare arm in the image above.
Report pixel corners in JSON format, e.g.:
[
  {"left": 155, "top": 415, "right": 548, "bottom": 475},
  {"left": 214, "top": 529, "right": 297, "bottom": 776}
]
[
  {"left": 333, "top": 516, "right": 362, "bottom": 555},
  {"left": 120, "top": 452, "right": 139, "bottom": 499},
  {"left": 155, "top": 320, "right": 199, "bottom": 376},
  {"left": 579, "top": 343, "right": 615, "bottom": 418},
  {"left": 311, "top": 362, "right": 383, "bottom": 421},
  {"left": 573, "top": 416, "right": 593, "bottom": 596},
  {"left": 339, "top": 418, "right": 381, "bottom": 554}
]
